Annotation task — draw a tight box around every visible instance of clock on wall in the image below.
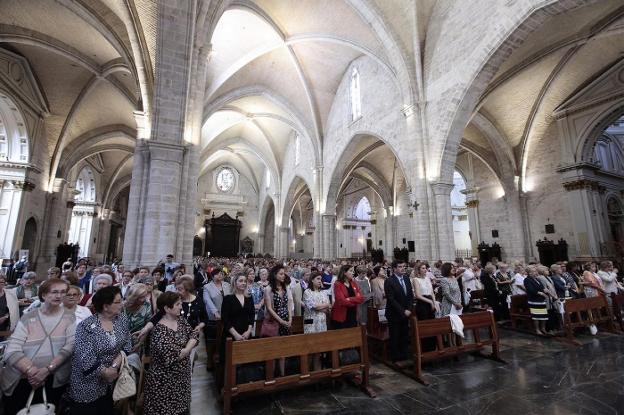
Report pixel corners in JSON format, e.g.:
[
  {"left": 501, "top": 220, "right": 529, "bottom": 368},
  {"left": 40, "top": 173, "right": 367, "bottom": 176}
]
[{"left": 216, "top": 167, "right": 235, "bottom": 192}]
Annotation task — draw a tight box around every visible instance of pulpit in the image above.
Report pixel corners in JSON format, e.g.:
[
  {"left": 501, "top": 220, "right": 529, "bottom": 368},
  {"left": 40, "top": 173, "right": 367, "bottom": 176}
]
[{"left": 204, "top": 213, "right": 241, "bottom": 257}]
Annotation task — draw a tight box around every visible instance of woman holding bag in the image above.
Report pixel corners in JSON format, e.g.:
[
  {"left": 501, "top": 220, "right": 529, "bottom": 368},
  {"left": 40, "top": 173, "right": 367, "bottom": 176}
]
[
  {"left": 1, "top": 278, "right": 75, "bottom": 415},
  {"left": 68, "top": 286, "right": 131, "bottom": 414},
  {"left": 263, "top": 264, "right": 291, "bottom": 376}
]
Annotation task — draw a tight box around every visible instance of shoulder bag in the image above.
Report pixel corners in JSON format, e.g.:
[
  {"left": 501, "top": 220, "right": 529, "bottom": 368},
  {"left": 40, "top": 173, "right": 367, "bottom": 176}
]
[{"left": 112, "top": 351, "right": 136, "bottom": 401}]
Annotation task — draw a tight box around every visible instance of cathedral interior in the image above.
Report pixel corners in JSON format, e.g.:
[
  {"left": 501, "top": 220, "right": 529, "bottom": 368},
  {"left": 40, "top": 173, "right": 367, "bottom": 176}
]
[{"left": 0, "top": 1, "right": 623, "bottom": 414}]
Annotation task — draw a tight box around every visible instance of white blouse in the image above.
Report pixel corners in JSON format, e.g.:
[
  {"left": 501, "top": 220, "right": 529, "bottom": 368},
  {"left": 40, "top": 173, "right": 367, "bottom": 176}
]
[{"left": 414, "top": 276, "right": 434, "bottom": 296}]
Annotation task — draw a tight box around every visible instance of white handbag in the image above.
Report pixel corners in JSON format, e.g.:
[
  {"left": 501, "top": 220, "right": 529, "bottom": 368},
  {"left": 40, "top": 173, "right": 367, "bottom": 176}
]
[
  {"left": 17, "top": 387, "right": 55, "bottom": 415},
  {"left": 112, "top": 351, "right": 136, "bottom": 401}
]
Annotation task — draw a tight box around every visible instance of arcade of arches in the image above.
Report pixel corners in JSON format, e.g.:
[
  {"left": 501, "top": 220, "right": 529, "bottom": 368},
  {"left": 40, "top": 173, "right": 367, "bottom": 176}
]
[{"left": 1, "top": 0, "right": 624, "bottom": 274}]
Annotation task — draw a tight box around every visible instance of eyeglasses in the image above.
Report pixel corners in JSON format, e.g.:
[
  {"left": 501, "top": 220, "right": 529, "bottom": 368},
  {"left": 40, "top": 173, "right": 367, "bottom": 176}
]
[
  {"left": 49, "top": 290, "right": 68, "bottom": 296},
  {"left": 65, "top": 293, "right": 80, "bottom": 298}
]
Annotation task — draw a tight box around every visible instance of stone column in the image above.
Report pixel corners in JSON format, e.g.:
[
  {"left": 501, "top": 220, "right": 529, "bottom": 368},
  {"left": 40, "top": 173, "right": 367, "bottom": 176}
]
[
  {"left": 322, "top": 214, "right": 336, "bottom": 260},
  {"left": 431, "top": 182, "right": 455, "bottom": 261},
  {"left": 280, "top": 226, "right": 290, "bottom": 258},
  {"left": 123, "top": 0, "right": 208, "bottom": 268},
  {"left": 312, "top": 212, "right": 321, "bottom": 258},
  {"left": 384, "top": 211, "right": 395, "bottom": 259},
  {"left": 563, "top": 180, "right": 605, "bottom": 259},
  {"left": 465, "top": 199, "right": 480, "bottom": 256},
  {"left": 256, "top": 233, "right": 264, "bottom": 254}
]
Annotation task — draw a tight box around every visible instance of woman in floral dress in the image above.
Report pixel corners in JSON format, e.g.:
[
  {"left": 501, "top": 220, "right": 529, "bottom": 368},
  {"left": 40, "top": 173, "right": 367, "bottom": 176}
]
[
  {"left": 303, "top": 272, "right": 331, "bottom": 334},
  {"left": 143, "top": 292, "right": 199, "bottom": 415}
]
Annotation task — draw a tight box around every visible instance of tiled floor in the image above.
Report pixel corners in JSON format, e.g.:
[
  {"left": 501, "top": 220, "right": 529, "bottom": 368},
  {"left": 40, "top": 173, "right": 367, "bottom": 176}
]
[{"left": 191, "top": 328, "right": 624, "bottom": 414}]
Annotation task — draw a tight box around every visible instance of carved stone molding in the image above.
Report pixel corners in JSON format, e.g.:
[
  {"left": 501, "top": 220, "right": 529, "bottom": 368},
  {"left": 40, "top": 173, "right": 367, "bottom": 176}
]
[
  {"left": 466, "top": 200, "right": 480, "bottom": 208},
  {"left": 562, "top": 179, "right": 606, "bottom": 193},
  {"left": 12, "top": 180, "right": 35, "bottom": 191}
]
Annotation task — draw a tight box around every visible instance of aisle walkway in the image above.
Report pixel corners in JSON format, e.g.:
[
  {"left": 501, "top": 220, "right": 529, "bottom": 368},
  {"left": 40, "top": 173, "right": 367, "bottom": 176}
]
[{"left": 191, "top": 330, "right": 624, "bottom": 414}]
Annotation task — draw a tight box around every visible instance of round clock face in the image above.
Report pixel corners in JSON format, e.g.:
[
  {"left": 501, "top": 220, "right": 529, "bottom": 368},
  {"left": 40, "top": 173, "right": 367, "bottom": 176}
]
[{"left": 216, "top": 168, "right": 234, "bottom": 192}]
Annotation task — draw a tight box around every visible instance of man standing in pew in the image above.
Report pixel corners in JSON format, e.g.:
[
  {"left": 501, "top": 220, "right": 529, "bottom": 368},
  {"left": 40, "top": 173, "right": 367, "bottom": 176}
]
[{"left": 384, "top": 260, "right": 414, "bottom": 364}]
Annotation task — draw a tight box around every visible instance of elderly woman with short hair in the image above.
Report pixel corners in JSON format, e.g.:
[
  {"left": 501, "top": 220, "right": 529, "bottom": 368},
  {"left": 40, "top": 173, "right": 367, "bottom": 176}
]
[
  {"left": 524, "top": 265, "right": 549, "bottom": 335},
  {"left": 15, "top": 271, "right": 38, "bottom": 314},
  {"left": 81, "top": 274, "right": 113, "bottom": 308},
  {"left": 124, "top": 283, "right": 153, "bottom": 335},
  {"left": 2, "top": 278, "right": 75, "bottom": 415}
]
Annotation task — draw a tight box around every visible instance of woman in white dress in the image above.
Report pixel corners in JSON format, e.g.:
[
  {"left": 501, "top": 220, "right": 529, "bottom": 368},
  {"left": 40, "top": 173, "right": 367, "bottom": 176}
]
[{"left": 303, "top": 272, "right": 331, "bottom": 370}]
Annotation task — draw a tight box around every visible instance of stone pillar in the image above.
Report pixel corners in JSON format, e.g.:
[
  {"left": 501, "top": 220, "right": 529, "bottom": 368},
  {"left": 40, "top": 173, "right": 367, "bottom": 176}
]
[
  {"left": 322, "top": 214, "right": 336, "bottom": 260},
  {"left": 256, "top": 233, "right": 265, "bottom": 254},
  {"left": 431, "top": 182, "right": 455, "bottom": 261},
  {"left": 384, "top": 211, "right": 395, "bottom": 259},
  {"left": 563, "top": 180, "right": 606, "bottom": 259},
  {"left": 312, "top": 212, "right": 321, "bottom": 258},
  {"left": 0, "top": 180, "right": 24, "bottom": 259},
  {"left": 280, "top": 226, "right": 290, "bottom": 258},
  {"left": 123, "top": 0, "right": 208, "bottom": 268},
  {"left": 463, "top": 186, "right": 480, "bottom": 256}
]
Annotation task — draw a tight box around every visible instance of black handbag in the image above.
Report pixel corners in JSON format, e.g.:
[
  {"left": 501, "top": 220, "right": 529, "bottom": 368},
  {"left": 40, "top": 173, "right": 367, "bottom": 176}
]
[
  {"left": 339, "top": 348, "right": 360, "bottom": 365},
  {"left": 236, "top": 362, "right": 265, "bottom": 383}
]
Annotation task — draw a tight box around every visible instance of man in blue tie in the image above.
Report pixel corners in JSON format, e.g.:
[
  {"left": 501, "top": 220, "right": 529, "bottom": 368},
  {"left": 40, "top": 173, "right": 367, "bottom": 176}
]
[{"left": 384, "top": 260, "right": 414, "bottom": 363}]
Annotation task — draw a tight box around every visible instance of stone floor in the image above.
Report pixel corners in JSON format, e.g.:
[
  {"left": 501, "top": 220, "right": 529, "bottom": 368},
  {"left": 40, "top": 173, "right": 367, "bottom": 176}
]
[{"left": 190, "top": 328, "right": 624, "bottom": 415}]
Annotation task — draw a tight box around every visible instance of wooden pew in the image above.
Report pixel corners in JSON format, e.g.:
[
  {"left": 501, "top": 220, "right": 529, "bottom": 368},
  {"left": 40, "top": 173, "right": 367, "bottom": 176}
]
[
  {"left": 253, "top": 315, "right": 304, "bottom": 337},
  {"left": 611, "top": 293, "right": 624, "bottom": 332},
  {"left": 509, "top": 295, "right": 532, "bottom": 330},
  {"left": 562, "top": 295, "right": 616, "bottom": 345},
  {"left": 466, "top": 289, "right": 488, "bottom": 312},
  {"left": 410, "top": 311, "right": 504, "bottom": 385},
  {"left": 365, "top": 306, "right": 389, "bottom": 363},
  {"left": 214, "top": 316, "right": 304, "bottom": 390},
  {"left": 223, "top": 326, "right": 374, "bottom": 414}
]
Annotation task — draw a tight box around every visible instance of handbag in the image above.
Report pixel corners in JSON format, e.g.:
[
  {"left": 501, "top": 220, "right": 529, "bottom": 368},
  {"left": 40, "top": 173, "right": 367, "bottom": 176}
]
[
  {"left": 260, "top": 316, "right": 279, "bottom": 337},
  {"left": 17, "top": 387, "right": 55, "bottom": 415},
  {"left": 112, "top": 351, "right": 136, "bottom": 401}
]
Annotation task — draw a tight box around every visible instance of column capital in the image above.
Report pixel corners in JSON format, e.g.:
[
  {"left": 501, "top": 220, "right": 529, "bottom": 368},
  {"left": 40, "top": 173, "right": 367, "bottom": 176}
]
[
  {"left": 431, "top": 182, "right": 454, "bottom": 196},
  {"left": 562, "top": 179, "right": 605, "bottom": 193},
  {"left": 12, "top": 180, "right": 36, "bottom": 191}
]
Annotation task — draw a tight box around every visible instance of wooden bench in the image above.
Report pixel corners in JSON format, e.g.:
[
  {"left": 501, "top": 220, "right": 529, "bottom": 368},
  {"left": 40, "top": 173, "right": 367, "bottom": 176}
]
[
  {"left": 611, "top": 293, "right": 624, "bottom": 332},
  {"left": 466, "top": 289, "right": 488, "bottom": 312},
  {"left": 509, "top": 295, "right": 532, "bottom": 330},
  {"left": 214, "top": 316, "right": 304, "bottom": 390},
  {"left": 410, "top": 311, "right": 504, "bottom": 385},
  {"left": 562, "top": 295, "right": 616, "bottom": 345},
  {"left": 223, "top": 326, "right": 374, "bottom": 414},
  {"left": 365, "top": 306, "right": 389, "bottom": 362}
]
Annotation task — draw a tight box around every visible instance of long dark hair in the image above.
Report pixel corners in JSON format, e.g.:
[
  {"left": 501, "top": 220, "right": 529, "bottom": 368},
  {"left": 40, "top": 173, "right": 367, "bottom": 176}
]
[
  {"left": 337, "top": 265, "right": 353, "bottom": 284},
  {"left": 268, "top": 264, "right": 289, "bottom": 292}
]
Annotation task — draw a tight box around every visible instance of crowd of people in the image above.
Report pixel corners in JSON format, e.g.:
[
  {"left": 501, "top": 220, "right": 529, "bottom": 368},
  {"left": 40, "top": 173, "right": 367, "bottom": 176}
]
[{"left": 1, "top": 253, "right": 623, "bottom": 414}]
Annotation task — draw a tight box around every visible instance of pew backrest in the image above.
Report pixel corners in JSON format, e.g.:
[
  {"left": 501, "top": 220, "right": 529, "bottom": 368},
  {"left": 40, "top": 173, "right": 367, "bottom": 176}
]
[{"left": 223, "top": 326, "right": 371, "bottom": 413}]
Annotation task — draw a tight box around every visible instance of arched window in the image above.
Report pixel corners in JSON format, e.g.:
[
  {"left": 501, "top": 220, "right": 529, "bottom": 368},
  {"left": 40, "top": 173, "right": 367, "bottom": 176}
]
[
  {"left": 451, "top": 171, "right": 467, "bottom": 208},
  {"left": 294, "top": 133, "right": 300, "bottom": 166},
  {"left": 354, "top": 196, "right": 371, "bottom": 220},
  {"left": 75, "top": 167, "right": 96, "bottom": 202},
  {"left": 0, "top": 95, "right": 29, "bottom": 162},
  {"left": 350, "top": 68, "right": 361, "bottom": 121}
]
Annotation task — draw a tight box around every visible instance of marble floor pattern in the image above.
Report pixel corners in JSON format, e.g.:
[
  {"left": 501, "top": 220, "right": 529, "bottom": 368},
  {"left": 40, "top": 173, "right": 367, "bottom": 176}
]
[{"left": 190, "top": 328, "right": 624, "bottom": 415}]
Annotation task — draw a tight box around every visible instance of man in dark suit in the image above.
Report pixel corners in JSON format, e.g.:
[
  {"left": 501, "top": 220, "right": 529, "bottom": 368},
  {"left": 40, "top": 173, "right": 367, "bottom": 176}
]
[
  {"left": 384, "top": 259, "right": 413, "bottom": 363},
  {"left": 194, "top": 260, "right": 210, "bottom": 293}
]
